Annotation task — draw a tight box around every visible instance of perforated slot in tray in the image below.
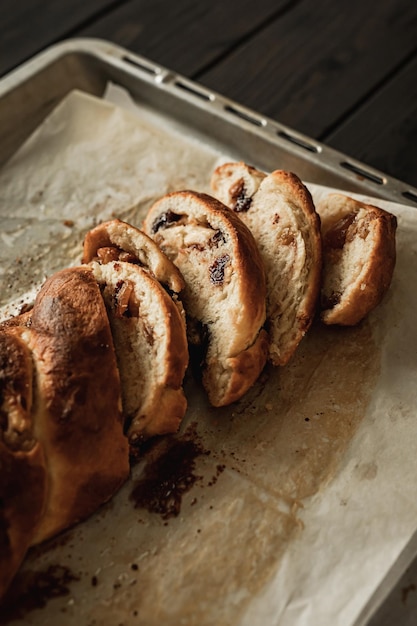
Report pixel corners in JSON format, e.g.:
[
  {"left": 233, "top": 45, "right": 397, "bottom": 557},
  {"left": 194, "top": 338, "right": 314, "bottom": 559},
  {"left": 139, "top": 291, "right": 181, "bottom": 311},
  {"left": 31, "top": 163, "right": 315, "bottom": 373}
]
[{"left": 339, "top": 160, "right": 385, "bottom": 185}]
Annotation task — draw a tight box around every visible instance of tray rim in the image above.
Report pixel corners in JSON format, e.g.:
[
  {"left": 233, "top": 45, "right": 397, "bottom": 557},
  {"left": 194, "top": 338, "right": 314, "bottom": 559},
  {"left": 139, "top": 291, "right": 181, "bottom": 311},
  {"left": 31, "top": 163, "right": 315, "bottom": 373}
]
[{"left": 1, "top": 36, "right": 417, "bottom": 208}]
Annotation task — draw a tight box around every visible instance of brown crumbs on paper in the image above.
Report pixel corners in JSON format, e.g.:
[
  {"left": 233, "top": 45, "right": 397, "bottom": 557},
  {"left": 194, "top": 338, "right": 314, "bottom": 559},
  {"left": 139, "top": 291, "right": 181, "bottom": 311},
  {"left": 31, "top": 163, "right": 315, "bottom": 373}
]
[
  {"left": 401, "top": 583, "right": 416, "bottom": 605},
  {"left": 129, "top": 425, "right": 210, "bottom": 520},
  {"left": 0, "top": 565, "right": 79, "bottom": 623}
]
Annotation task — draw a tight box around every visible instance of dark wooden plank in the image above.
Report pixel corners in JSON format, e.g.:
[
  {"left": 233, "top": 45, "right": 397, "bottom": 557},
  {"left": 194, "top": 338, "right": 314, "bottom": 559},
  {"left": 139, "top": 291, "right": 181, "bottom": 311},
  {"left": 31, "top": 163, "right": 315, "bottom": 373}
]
[
  {"left": 78, "top": 0, "right": 294, "bottom": 76},
  {"left": 2, "top": 0, "right": 417, "bottom": 188},
  {"left": 197, "top": 0, "right": 417, "bottom": 142},
  {"left": 324, "top": 56, "right": 417, "bottom": 188},
  {"left": 0, "top": 0, "right": 127, "bottom": 77}
]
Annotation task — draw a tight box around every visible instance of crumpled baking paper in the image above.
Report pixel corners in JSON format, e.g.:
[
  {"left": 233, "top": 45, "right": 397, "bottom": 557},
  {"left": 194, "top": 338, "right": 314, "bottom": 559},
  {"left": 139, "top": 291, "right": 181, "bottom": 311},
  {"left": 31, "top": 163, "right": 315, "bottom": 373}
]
[{"left": 0, "top": 85, "right": 416, "bottom": 626}]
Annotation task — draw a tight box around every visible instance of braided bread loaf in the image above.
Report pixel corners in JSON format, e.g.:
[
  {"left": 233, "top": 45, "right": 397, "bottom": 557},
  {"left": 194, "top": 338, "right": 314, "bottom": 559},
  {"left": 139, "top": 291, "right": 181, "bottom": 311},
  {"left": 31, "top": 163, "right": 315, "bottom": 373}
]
[{"left": 0, "top": 267, "right": 130, "bottom": 598}]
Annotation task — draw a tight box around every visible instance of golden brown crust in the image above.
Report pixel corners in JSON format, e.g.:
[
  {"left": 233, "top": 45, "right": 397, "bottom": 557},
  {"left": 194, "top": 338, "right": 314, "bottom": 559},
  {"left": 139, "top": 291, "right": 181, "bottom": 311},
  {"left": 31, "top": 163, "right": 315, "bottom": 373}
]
[
  {"left": 206, "top": 329, "right": 270, "bottom": 407},
  {"left": 143, "top": 190, "right": 267, "bottom": 406},
  {"left": 211, "top": 164, "right": 322, "bottom": 366},
  {"left": 27, "top": 266, "right": 130, "bottom": 544},
  {"left": 82, "top": 218, "right": 185, "bottom": 294},
  {"left": 0, "top": 310, "right": 32, "bottom": 330},
  {"left": 0, "top": 328, "right": 34, "bottom": 452},
  {"left": 317, "top": 194, "right": 397, "bottom": 325},
  {"left": 0, "top": 440, "right": 48, "bottom": 599},
  {"left": 0, "top": 327, "right": 48, "bottom": 599}
]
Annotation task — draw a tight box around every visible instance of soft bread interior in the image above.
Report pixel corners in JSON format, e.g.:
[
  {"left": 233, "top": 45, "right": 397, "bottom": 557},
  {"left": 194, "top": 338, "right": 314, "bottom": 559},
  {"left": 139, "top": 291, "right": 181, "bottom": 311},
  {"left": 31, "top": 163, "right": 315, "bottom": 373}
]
[
  {"left": 90, "top": 260, "right": 188, "bottom": 440},
  {"left": 211, "top": 164, "right": 322, "bottom": 366},
  {"left": 244, "top": 175, "right": 318, "bottom": 363},
  {"left": 322, "top": 207, "right": 373, "bottom": 308},
  {"left": 143, "top": 190, "right": 268, "bottom": 406},
  {"left": 317, "top": 194, "right": 397, "bottom": 325}
]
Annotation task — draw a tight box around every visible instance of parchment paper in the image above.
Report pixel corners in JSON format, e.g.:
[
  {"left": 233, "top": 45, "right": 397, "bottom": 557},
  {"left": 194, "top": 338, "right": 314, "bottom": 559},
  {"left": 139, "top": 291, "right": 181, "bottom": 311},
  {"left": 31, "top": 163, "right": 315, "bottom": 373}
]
[{"left": 0, "top": 86, "right": 416, "bottom": 626}]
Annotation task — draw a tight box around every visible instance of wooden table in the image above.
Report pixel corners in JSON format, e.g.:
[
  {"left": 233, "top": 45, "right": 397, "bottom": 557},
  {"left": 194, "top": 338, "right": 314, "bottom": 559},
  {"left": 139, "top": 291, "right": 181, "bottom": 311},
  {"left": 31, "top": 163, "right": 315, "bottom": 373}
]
[
  {"left": 1, "top": 2, "right": 417, "bottom": 624},
  {"left": 1, "top": 0, "right": 417, "bottom": 191}
]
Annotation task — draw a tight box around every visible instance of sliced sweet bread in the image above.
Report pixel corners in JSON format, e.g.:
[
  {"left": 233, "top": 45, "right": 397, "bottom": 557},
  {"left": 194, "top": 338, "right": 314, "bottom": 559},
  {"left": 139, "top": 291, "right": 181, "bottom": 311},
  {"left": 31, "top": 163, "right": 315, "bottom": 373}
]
[
  {"left": 90, "top": 259, "right": 189, "bottom": 442},
  {"left": 211, "top": 162, "right": 322, "bottom": 366},
  {"left": 316, "top": 193, "right": 397, "bottom": 325},
  {"left": 142, "top": 190, "right": 269, "bottom": 407}
]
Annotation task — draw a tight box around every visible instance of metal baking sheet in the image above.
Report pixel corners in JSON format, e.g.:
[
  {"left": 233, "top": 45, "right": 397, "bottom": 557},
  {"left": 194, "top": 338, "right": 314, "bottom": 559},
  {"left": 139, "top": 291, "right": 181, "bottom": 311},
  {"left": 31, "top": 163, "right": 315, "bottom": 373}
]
[
  {"left": 1, "top": 38, "right": 417, "bottom": 207},
  {"left": 1, "top": 39, "right": 417, "bottom": 626}
]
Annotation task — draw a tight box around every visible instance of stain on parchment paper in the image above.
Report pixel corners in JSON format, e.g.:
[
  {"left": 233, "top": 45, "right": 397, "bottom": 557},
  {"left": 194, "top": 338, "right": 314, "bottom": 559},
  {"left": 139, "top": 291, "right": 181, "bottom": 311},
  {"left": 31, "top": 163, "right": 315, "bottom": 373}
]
[
  {"left": 197, "top": 317, "right": 381, "bottom": 505},
  {"left": 88, "top": 478, "right": 300, "bottom": 626},
  {"left": 82, "top": 320, "right": 380, "bottom": 626},
  {"left": 129, "top": 425, "right": 210, "bottom": 520}
]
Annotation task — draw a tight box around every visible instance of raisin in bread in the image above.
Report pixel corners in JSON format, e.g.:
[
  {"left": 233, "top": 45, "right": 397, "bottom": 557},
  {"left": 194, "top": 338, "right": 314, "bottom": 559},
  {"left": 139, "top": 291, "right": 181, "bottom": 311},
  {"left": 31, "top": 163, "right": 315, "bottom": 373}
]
[
  {"left": 316, "top": 193, "right": 397, "bottom": 325},
  {"left": 82, "top": 218, "right": 185, "bottom": 295},
  {"left": 89, "top": 260, "right": 188, "bottom": 442},
  {"left": 211, "top": 163, "right": 322, "bottom": 366},
  {"left": 142, "top": 190, "right": 268, "bottom": 407}
]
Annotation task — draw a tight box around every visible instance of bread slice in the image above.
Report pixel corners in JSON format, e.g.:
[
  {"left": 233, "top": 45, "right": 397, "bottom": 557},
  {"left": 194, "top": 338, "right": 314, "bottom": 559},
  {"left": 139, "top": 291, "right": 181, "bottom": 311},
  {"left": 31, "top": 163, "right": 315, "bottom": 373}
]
[
  {"left": 211, "top": 163, "right": 322, "bottom": 366},
  {"left": 143, "top": 190, "right": 268, "bottom": 407},
  {"left": 316, "top": 193, "right": 397, "bottom": 325},
  {"left": 90, "top": 259, "right": 188, "bottom": 442},
  {"left": 82, "top": 218, "right": 185, "bottom": 295},
  {"left": 24, "top": 267, "right": 130, "bottom": 545},
  {"left": 0, "top": 327, "right": 48, "bottom": 599}
]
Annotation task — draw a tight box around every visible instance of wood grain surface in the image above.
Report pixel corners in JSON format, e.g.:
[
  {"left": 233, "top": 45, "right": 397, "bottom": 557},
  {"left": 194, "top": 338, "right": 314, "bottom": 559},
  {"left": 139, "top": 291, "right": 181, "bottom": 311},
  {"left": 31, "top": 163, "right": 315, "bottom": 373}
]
[{"left": 1, "top": 0, "right": 416, "bottom": 187}]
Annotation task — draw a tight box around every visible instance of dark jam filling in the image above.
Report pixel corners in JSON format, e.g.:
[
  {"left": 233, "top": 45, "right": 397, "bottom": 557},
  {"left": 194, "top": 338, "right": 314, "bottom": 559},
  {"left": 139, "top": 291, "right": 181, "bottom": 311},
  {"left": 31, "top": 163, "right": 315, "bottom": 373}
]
[
  {"left": 113, "top": 280, "right": 139, "bottom": 318},
  {"left": 210, "top": 229, "right": 226, "bottom": 246}
]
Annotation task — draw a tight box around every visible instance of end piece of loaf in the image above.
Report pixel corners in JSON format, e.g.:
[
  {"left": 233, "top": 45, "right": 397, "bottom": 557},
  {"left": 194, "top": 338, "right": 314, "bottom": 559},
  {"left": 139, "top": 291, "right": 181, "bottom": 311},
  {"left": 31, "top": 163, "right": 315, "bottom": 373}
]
[
  {"left": 211, "top": 162, "right": 322, "bottom": 366},
  {"left": 317, "top": 193, "right": 397, "bottom": 325},
  {"left": 0, "top": 266, "right": 130, "bottom": 598},
  {"left": 25, "top": 267, "right": 130, "bottom": 545},
  {"left": 143, "top": 190, "right": 268, "bottom": 407}
]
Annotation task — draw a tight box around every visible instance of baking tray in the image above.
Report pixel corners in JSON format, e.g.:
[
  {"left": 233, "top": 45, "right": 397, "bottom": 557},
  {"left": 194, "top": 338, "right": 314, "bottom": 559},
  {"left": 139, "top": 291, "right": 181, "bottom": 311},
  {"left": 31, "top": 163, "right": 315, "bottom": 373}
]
[
  {"left": 1, "top": 37, "right": 417, "bottom": 207},
  {"left": 1, "top": 38, "right": 417, "bottom": 626}
]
